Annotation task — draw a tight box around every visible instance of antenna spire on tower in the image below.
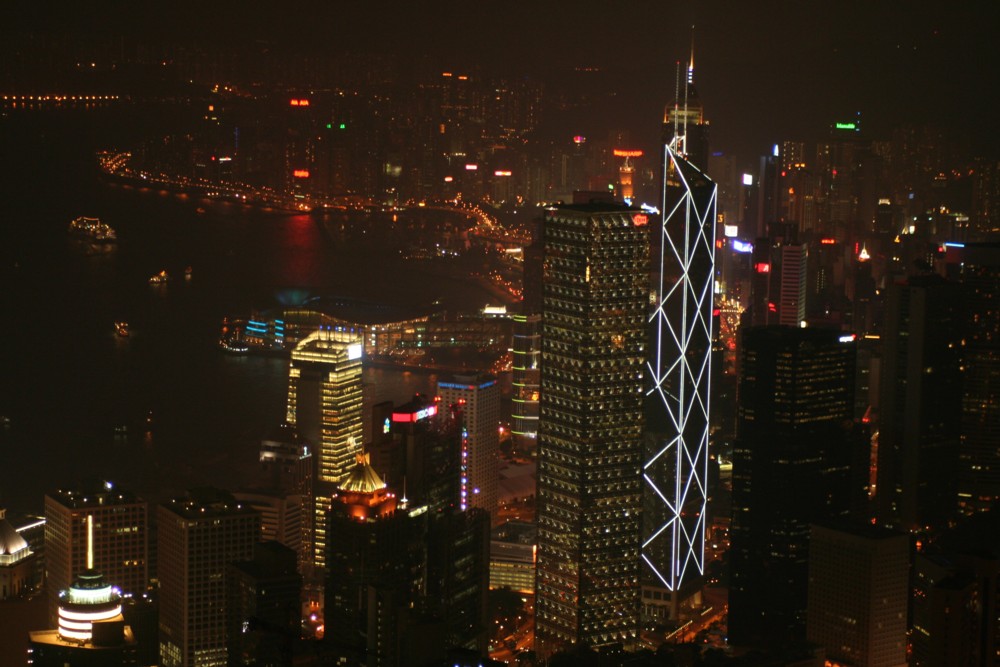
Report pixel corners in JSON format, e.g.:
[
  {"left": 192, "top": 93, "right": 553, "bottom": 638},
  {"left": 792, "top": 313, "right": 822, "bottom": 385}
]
[{"left": 87, "top": 514, "right": 94, "bottom": 571}]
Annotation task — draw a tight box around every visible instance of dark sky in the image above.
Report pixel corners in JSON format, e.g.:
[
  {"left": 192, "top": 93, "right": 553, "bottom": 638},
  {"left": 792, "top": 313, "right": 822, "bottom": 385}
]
[{"left": 5, "top": 1, "right": 997, "bottom": 159}]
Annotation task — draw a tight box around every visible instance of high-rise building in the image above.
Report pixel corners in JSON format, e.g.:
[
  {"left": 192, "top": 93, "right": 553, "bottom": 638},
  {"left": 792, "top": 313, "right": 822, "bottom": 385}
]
[
  {"left": 437, "top": 374, "right": 501, "bottom": 517},
  {"left": 535, "top": 202, "right": 648, "bottom": 655},
  {"left": 806, "top": 523, "right": 909, "bottom": 667},
  {"left": 158, "top": 489, "right": 259, "bottom": 667},
  {"left": 44, "top": 482, "right": 148, "bottom": 624},
  {"left": 945, "top": 244, "right": 1000, "bottom": 513},
  {"left": 876, "top": 275, "right": 963, "bottom": 534},
  {"left": 643, "top": 145, "right": 716, "bottom": 617},
  {"left": 778, "top": 243, "right": 807, "bottom": 327},
  {"left": 729, "top": 326, "right": 862, "bottom": 646},
  {"left": 286, "top": 329, "right": 363, "bottom": 568}
]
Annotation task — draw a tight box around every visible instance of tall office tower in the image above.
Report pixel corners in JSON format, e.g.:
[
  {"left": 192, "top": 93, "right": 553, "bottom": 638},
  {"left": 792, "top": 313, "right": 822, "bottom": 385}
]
[
  {"left": 226, "top": 542, "right": 302, "bottom": 667},
  {"left": 876, "top": 275, "right": 962, "bottom": 534},
  {"left": 0, "top": 506, "right": 35, "bottom": 600},
  {"left": 44, "top": 482, "right": 148, "bottom": 624},
  {"left": 158, "top": 489, "right": 259, "bottom": 667},
  {"left": 806, "top": 524, "right": 908, "bottom": 667},
  {"left": 778, "top": 243, "right": 807, "bottom": 326},
  {"left": 946, "top": 244, "right": 1000, "bottom": 513},
  {"left": 643, "top": 145, "right": 716, "bottom": 618},
  {"left": 662, "top": 48, "right": 710, "bottom": 170},
  {"left": 437, "top": 374, "right": 501, "bottom": 517},
  {"left": 287, "top": 329, "right": 363, "bottom": 568},
  {"left": 535, "top": 202, "right": 648, "bottom": 655},
  {"left": 231, "top": 490, "right": 303, "bottom": 558},
  {"left": 510, "top": 313, "right": 541, "bottom": 449},
  {"left": 256, "top": 422, "right": 313, "bottom": 574},
  {"left": 729, "top": 327, "right": 861, "bottom": 646},
  {"left": 324, "top": 454, "right": 419, "bottom": 666}
]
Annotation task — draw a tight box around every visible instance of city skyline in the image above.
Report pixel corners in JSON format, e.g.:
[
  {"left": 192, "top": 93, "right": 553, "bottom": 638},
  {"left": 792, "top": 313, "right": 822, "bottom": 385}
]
[{"left": 4, "top": 2, "right": 997, "bottom": 160}]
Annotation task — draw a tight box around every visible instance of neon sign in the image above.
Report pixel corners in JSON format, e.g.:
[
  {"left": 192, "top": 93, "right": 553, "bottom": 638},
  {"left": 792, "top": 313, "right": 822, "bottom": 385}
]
[
  {"left": 293, "top": 169, "right": 310, "bottom": 178},
  {"left": 633, "top": 214, "right": 648, "bottom": 226}
]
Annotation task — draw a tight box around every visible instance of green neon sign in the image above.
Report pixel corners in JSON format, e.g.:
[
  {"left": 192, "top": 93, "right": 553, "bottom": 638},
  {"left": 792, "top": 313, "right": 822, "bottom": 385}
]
[{"left": 835, "top": 122, "right": 856, "bottom": 130}]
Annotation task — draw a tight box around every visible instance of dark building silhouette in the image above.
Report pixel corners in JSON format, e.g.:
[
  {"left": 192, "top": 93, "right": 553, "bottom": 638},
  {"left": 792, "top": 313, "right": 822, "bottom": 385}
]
[
  {"left": 876, "top": 275, "right": 963, "bottom": 534},
  {"left": 536, "top": 202, "right": 648, "bottom": 655},
  {"left": 729, "top": 326, "right": 864, "bottom": 646},
  {"left": 227, "top": 541, "right": 302, "bottom": 667},
  {"left": 324, "top": 454, "right": 489, "bottom": 666}
]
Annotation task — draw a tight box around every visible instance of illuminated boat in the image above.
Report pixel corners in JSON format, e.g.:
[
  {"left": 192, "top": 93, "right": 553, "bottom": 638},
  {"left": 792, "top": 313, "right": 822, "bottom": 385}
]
[
  {"left": 114, "top": 321, "right": 129, "bottom": 337},
  {"left": 68, "top": 216, "right": 116, "bottom": 242},
  {"left": 148, "top": 270, "right": 170, "bottom": 285}
]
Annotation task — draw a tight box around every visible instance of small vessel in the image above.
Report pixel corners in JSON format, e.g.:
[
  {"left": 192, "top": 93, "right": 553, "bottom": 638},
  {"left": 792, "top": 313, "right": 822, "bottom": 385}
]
[
  {"left": 149, "top": 270, "right": 170, "bottom": 285},
  {"left": 219, "top": 337, "right": 250, "bottom": 354},
  {"left": 114, "top": 321, "right": 129, "bottom": 337},
  {"left": 69, "top": 216, "right": 116, "bottom": 242}
]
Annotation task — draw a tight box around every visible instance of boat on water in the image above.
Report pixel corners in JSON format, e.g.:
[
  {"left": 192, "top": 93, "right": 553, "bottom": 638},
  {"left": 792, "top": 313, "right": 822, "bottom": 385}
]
[
  {"left": 219, "top": 337, "right": 250, "bottom": 354},
  {"left": 69, "top": 216, "right": 116, "bottom": 242},
  {"left": 114, "top": 321, "right": 129, "bottom": 337},
  {"left": 149, "top": 270, "right": 170, "bottom": 285}
]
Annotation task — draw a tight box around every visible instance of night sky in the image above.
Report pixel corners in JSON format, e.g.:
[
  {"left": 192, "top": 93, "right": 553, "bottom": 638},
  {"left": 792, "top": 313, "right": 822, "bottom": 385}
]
[{"left": 4, "top": 1, "right": 997, "bottom": 159}]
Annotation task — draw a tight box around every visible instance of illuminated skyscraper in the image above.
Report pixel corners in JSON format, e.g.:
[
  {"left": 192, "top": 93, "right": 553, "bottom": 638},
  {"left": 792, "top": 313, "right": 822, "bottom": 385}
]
[
  {"left": 437, "top": 374, "right": 501, "bottom": 517},
  {"left": 642, "top": 144, "right": 716, "bottom": 616},
  {"left": 44, "top": 483, "right": 148, "bottom": 625},
  {"left": 535, "top": 202, "right": 648, "bottom": 655},
  {"left": 286, "top": 329, "right": 363, "bottom": 568}
]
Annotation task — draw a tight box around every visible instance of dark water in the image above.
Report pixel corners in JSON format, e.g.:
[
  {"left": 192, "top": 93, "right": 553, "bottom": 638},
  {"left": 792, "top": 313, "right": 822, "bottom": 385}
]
[{"left": 0, "top": 106, "right": 491, "bottom": 514}]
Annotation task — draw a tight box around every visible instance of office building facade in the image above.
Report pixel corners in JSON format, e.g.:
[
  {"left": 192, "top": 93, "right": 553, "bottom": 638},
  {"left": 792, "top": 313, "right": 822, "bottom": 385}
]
[
  {"left": 437, "top": 374, "right": 501, "bottom": 517},
  {"left": 536, "top": 202, "right": 648, "bottom": 654},
  {"left": 286, "top": 329, "right": 363, "bottom": 568},
  {"left": 158, "top": 490, "right": 259, "bottom": 667},
  {"left": 44, "top": 483, "right": 148, "bottom": 624}
]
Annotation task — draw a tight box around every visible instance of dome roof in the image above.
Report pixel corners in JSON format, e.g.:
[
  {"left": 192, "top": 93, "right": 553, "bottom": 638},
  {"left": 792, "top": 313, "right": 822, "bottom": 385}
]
[
  {"left": 339, "top": 454, "right": 386, "bottom": 494},
  {"left": 0, "top": 512, "right": 29, "bottom": 556}
]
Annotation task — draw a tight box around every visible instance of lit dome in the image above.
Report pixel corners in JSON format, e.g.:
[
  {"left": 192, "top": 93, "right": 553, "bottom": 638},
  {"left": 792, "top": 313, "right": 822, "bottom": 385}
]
[
  {"left": 0, "top": 508, "right": 29, "bottom": 558},
  {"left": 339, "top": 453, "right": 386, "bottom": 494}
]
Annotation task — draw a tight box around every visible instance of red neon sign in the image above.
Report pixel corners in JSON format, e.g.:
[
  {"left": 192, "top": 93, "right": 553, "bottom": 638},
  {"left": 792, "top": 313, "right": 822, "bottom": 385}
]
[
  {"left": 613, "top": 149, "right": 644, "bottom": 158},
  {"left": 820, "top": 238, "right": 836, "bottom": 245},
  {"left": 633, "top": 214, "right": 648, "bottom": 226},
  {"left": 755, "top": 263, "right": 771, "bottom": 273},
  {"left": 293, "top": 169, "right": 310, "bottom": 178},
  {"left": 289, "top": 99, "right": 310, "bottom": 107}
]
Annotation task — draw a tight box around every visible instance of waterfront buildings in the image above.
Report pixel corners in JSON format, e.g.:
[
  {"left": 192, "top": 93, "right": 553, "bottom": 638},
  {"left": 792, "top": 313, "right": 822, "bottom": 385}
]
[
  {"left": 44, "top": 483, "right": 148, "bottom": 624},
  {"left": 806, "top": 524, "right": 909, "bottom": 667},
  {"left": 728, "top": 326, "right": 861, "bottom": 646},
  {"left": 642, "top": 145, "right": 717, "bottom": 618},
  {"left": 437, "top": 374, "right": 501, "bottom": 517},
  {"left": 535, "top": 201, "right": 648, "bottom": 655},
  {"left": 157, "top": 489, "right": 259, "bottom": 667},
  {"left": 287, "top": 329, "right": 363, "bottom": 569}
]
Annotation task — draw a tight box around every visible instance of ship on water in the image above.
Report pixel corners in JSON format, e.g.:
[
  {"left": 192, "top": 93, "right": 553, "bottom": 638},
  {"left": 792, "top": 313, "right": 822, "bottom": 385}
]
[{"left": 68, "top": 216, "right": 116, "bottom": 243}]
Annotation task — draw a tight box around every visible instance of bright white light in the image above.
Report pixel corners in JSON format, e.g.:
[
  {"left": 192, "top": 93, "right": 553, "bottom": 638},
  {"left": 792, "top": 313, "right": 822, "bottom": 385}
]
[
  {"left": 724, "top": 225, "right": 738, "bottom": 238},
  {"left": 347, "top": 344, "right": 362, "bottom": 360},
  {"left": 742, "top": 173, "right": 753, "bottom": 186}
]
